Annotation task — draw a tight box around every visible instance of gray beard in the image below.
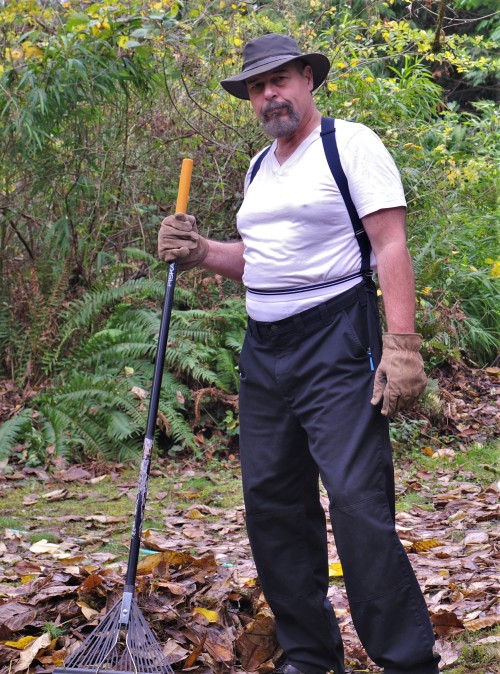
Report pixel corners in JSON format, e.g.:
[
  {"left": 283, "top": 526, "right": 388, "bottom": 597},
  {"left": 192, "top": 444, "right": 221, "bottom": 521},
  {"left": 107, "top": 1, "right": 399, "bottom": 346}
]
[{"left": 261, "top": 102, "right": 301, "bottom": 138}]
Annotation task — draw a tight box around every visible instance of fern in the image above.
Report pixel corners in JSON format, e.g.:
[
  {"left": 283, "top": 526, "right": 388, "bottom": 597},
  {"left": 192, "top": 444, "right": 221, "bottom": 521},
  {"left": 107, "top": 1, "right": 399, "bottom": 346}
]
[
  {"left": 0, "top": 410, "right": 33, "bottom": 459},
  {"left": 2, "top": 278, "right": 247, "bottom": 463}
]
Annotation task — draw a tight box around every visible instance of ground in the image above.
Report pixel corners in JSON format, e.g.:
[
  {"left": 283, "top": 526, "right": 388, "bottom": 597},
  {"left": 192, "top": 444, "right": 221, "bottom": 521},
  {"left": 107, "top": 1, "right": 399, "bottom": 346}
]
[{"left": 0, "top": 362, "right": 498, "bottom": 673}]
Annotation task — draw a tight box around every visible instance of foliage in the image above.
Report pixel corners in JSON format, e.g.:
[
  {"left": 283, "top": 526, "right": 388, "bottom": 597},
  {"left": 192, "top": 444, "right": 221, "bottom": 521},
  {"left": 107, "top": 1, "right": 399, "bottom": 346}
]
[
  {"left": 0, "top": 0, "right": 498, "bottom": 462},
  {"left": 0, "top": 274, "right": 246, "bottom": 462}
]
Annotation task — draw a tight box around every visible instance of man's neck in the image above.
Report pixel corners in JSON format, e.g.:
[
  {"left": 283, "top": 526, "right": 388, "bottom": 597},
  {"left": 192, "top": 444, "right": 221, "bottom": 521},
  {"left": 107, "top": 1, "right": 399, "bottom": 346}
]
[{"left": 275, "top": 108, "right": 321, "bottom": 164}]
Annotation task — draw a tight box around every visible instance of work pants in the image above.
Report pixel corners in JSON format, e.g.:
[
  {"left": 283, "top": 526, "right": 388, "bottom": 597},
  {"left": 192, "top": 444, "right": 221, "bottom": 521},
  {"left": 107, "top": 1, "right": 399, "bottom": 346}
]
[{"left": 238, "top": 282, "right": 439, "bottom": 674}]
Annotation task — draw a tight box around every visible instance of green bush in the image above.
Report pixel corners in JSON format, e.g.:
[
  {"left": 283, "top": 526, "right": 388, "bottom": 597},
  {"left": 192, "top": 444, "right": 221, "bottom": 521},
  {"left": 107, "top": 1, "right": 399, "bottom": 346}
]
[{"left": 1, "top": 0, "right": 498, "bottom": 463}]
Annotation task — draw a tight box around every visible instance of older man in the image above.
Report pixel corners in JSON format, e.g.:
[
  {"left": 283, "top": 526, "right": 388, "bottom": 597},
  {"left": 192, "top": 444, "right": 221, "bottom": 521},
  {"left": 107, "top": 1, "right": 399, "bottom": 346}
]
[{"left": 158, "top": 33, "right": 439, "bottom": 674}]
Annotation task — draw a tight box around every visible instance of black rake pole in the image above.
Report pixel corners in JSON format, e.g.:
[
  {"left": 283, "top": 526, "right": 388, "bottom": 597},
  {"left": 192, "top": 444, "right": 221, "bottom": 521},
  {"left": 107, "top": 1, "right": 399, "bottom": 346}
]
[{"left": 53, "top": 158, "right": 194, "bottom": 674}]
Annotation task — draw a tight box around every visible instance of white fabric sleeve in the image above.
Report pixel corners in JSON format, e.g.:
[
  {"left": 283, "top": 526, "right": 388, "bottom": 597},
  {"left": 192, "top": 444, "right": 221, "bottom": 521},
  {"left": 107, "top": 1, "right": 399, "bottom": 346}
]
[{"left": 338, "top": 124, "right": 406, "bottom": 219}]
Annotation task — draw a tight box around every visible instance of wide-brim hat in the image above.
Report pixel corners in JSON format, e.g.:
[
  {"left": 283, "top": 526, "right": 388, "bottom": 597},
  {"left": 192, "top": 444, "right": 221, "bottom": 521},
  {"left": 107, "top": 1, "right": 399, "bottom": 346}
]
[{"left": 220, "top": 33, "right": 330, "bottom": 100}]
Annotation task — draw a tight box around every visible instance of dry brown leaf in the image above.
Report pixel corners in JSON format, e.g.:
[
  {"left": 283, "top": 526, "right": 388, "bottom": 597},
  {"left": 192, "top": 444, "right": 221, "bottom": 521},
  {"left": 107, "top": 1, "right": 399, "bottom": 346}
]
[
  {"left": 236, "top": 615, "right": 277, "bottom": 671},
  {"left": 463, "top": 614, "right": 500, "bottom": 631},
  {"left": 431, "top": 610, "right": 465, "bottom": 637},
  {"left": 0, "top": 602, "right": 38, "bottom": 639},
  {"left": 12, "top": 631, "right": 51, "bottom": 672}
]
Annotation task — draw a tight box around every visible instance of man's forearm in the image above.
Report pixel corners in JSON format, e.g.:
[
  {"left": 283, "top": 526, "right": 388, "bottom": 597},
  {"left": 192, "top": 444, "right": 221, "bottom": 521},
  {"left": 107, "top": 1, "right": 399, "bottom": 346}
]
[
  {"left": 201, "top": 239, "right": 245, "bottom": 282},
  {"left": 376, "top": 242, "right": 416, "bottom": 333}
]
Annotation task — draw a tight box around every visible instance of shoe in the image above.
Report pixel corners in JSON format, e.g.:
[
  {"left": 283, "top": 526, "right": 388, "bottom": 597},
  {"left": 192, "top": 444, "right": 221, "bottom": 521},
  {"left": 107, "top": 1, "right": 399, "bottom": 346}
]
[
  {"left": 275, "top": 666, "right": 306, "bottom": 674},
  {"left": 275, "top": 663, "right": 344, "bottom": 674}
]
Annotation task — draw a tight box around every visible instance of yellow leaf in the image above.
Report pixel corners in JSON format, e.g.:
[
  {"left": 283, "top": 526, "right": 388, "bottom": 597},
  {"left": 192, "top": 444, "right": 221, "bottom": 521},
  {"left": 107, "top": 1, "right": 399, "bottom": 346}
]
[
  {"left": 194, "top": 607, "right": 219, "bottom": 623},
  {"left": 328, "top": 562, "right": 343, "bottom": 577},
  {"left": 187, "top": 508, "right": 205, "bottom": 520},
  {"left": 4, "top": 635, "right": 37, "bottom": 649},
  {"left": 234, "top": 37, "right": 243, "bottom": 46},
  {"left": 117, "top": 36, "right": 129, "bottom": 48},
  {"left": 327, "top": 82, "right": 338, "bottom": 91},
  {"left": 412, "top": 538, "right": 442, "bottom": 552}
]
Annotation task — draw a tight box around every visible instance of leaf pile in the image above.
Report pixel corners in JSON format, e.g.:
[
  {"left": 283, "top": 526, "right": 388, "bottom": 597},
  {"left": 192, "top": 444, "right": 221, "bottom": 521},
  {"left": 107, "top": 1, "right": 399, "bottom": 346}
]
[{"left": 0, "top": 458, "right": 499, "bottom": 673}]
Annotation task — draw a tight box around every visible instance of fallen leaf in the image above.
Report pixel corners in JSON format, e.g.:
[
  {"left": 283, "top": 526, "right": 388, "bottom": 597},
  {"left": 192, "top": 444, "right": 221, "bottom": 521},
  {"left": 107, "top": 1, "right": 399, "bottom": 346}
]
[
  {"left": 193, "top": 607, "right": 219, "bottom": 623},
  {"left": 12, "top": 632, "right": 51, "bottom": 672},
  {"left": 328, "top": 562, "right": 343, "bottom": 577},
  {"left": 431, "top": 611, "right": 464, "bottom": 637},
  {"left": 236, "top": 614, "right": 277, "bottom": 671},
  {"left": 463, "top": 614, "right": 500, "bottom": 631},
  {"left": 0, "top": 602, "right": 38, "bottom": 639},
  {"left": 4, "top": 635, "right": 37, "bottom": 649}
]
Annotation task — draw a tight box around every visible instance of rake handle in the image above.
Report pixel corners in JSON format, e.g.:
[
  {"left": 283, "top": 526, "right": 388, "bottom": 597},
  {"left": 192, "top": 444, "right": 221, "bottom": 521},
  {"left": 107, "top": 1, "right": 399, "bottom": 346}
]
[{"left": 123, "top": 158, "right": 193, "bottom": 596}]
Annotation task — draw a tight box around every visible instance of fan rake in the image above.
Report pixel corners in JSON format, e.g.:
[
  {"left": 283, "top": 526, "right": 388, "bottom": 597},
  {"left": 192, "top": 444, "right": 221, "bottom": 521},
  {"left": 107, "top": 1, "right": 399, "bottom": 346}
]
[{"left": 53, "top": 158, "right": 194, "bottom": 674}]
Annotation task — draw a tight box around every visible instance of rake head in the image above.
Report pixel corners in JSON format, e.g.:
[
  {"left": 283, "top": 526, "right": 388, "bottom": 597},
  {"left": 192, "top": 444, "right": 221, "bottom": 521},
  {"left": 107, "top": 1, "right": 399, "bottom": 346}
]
[{"left": 53, "top": 599, "right": 174, "bottom": 674}]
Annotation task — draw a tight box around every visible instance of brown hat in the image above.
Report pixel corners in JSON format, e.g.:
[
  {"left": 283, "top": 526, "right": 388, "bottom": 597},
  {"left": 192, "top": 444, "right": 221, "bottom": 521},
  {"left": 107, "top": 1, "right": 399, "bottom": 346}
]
[{"left": 220, "top": 33, "right": 330, "bottom": 100}]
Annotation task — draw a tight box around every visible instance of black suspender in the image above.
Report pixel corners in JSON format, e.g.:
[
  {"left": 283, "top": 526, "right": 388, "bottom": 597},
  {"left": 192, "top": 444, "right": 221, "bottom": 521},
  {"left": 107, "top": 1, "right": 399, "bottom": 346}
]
[
  {"left": 249, "top": 145, "right": 271, "bottom": 184},
  {"left": 248, "top": 116, "right": 372, "bottom": 277}
]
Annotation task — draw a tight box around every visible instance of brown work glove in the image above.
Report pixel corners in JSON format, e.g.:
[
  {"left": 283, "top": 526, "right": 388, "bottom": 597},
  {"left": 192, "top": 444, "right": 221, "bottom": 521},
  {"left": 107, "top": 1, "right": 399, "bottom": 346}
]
[
  {"left": 371, "top": 333, "right": 427, "bottom": 417},
  {"left": 158, "top": 213, "right": 208, "bottom": 270}
]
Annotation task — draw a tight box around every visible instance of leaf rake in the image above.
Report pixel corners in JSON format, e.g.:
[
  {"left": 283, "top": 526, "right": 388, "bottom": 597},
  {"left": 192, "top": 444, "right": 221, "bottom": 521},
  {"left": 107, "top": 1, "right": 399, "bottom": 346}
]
[{"left": 53, "top": 158, "right": 194, "bottom": 674}]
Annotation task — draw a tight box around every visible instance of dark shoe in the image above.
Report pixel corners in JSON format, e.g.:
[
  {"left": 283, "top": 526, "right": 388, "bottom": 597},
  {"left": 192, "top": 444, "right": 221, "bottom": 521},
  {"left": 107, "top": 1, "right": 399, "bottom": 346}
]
[
  {"left": 275, "top": 665, "right": 341, "bottom": 674},
  {"left": 275, "top": 666, "right": 306, "bottom": 674}
]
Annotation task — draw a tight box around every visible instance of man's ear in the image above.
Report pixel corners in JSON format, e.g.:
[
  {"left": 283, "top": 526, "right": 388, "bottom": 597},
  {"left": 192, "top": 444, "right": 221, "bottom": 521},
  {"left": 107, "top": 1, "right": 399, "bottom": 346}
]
[{"left": 303, "top": 64, "right": 314, "bottom": 91}]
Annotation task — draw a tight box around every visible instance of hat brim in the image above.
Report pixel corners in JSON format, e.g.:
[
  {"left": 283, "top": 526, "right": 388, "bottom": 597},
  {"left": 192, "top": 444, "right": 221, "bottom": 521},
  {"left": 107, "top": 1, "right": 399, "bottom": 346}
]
[{"left": 220, "top": 53, "right": 330, "bottom": 100}]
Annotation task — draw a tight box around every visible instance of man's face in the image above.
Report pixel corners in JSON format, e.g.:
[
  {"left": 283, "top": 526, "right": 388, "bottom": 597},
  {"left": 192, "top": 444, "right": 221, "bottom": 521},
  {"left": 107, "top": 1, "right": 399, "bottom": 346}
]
[{"left": 246, "top": 62, "right": 314, "bottom": 138}]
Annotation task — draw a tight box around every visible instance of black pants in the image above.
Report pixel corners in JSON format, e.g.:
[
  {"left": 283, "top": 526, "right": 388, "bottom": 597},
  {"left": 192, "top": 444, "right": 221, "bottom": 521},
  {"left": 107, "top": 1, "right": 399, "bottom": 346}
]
[{"left": 238, "top": 282, "right": 439, "bottom": 674}]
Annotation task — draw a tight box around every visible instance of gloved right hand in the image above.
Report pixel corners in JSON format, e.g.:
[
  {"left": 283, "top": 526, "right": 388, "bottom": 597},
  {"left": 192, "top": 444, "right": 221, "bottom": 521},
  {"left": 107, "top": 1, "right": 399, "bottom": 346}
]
[{"left": 157, "top": 213, "right": 208, "bottom": 270}]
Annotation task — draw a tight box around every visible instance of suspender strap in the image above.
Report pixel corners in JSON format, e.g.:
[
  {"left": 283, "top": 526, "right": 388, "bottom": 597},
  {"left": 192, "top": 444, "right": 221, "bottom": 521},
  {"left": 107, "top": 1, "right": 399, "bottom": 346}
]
[
  {"left": 248, "top": 118, "right": 372, "bottom": 276},
  {"left": 320, "top": 116, "right": 372, "bottom": 275},
  {"left": 249, "top": 146, "right": 271, "bottom": 184}
]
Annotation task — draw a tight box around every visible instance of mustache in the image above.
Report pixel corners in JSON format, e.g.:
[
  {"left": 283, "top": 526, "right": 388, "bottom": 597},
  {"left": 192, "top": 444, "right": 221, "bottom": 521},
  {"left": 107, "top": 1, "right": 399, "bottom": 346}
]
[{"left": 262, "top": 101, "right": 293, "bottom": 118}]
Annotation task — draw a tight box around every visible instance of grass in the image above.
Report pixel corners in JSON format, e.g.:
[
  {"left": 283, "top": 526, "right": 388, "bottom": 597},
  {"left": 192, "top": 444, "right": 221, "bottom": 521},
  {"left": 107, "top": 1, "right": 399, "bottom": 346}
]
[
  {"left": 3, "top": 459, "right": 243, "bottom": 545},
  {"left": 445, "top": 629, "right": 500, "bottom": 673}
]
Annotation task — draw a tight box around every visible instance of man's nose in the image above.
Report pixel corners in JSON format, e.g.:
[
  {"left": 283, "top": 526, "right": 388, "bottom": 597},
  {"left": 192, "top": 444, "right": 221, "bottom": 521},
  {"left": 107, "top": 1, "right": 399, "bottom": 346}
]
[{"left": 263, "top": 82, "right": 278, "bottom": 99}]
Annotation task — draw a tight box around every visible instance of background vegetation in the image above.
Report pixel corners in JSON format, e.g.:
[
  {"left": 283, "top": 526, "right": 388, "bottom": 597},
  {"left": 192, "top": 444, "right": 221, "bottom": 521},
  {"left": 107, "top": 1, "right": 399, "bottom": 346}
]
[{"left": 0, "top": 0, "right": 498, "bottom": 463}]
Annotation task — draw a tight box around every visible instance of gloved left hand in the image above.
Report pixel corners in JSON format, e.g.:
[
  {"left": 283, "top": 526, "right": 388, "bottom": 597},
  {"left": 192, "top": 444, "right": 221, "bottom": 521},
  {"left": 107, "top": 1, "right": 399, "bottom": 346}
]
[{"left": 370, "top": 333, "right": 427, "bottom": 417}]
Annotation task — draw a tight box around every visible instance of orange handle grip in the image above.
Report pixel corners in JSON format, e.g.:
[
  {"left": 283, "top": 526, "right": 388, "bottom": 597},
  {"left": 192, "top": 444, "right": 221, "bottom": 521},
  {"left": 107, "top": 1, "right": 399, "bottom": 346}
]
[{"left": 175, "top": 158, "right": 193, "bottom": 213}]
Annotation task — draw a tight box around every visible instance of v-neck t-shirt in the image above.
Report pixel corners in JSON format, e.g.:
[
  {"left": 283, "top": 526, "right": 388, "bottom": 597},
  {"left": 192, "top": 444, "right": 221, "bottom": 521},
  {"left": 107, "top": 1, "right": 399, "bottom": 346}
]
[{"left": 237, "top": 119, "right": 406, "bottom": 321}]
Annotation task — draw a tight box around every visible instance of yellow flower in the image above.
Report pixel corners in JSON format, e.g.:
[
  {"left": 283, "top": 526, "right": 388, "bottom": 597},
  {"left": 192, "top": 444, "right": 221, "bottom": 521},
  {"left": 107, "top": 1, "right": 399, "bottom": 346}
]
[
  {"left": 327, "top": 82, "right": 338, "bottom": 91},
  {"left": 336, "top": 62, "right": 346, "bottom": 69},
  {"left": 234, "top": 37, "right": 243, "bottom": 46},
  {"left": 24, "top": 43, "right": 43, "bottom": 59},
  {"left": 365, "top": 76, "right": 374, "bottom": 82}
]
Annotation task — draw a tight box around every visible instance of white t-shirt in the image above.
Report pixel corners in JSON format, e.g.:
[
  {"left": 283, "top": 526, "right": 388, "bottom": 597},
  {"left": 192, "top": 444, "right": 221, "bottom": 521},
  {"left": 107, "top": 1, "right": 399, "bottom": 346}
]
[{"left": 237, "top": 119, "right": 406, "bottom": 321}]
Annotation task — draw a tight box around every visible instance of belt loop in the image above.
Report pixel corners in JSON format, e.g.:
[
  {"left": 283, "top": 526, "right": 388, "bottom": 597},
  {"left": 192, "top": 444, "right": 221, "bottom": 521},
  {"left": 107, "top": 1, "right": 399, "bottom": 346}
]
[
  {"left": 319, "top": 302, "right": 332, "bottom": 324},
  {"left": 247, "top": 318, "right": 258, "bottom": 338},
  {"left": 292, "top": 313, "right": 305, "bottom": 333}
]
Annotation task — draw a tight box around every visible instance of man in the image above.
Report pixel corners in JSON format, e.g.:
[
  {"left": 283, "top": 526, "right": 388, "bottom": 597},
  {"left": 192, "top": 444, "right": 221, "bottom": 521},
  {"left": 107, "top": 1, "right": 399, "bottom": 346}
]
[{"left": 158, "top": 33, "right": 439, "bottom": 674}]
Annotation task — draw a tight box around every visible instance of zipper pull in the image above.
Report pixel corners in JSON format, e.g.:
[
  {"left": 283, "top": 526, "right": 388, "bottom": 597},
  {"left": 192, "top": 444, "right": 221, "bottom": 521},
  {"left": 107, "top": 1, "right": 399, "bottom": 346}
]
[{"left": 367, "top": 347, "right": 375, "bottom": 371}]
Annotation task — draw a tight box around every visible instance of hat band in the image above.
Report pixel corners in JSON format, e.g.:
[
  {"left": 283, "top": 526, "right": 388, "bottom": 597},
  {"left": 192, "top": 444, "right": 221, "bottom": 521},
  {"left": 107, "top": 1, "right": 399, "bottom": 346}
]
[{"left": 242, "top": 52, "right": 302, "bottom": 76}]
